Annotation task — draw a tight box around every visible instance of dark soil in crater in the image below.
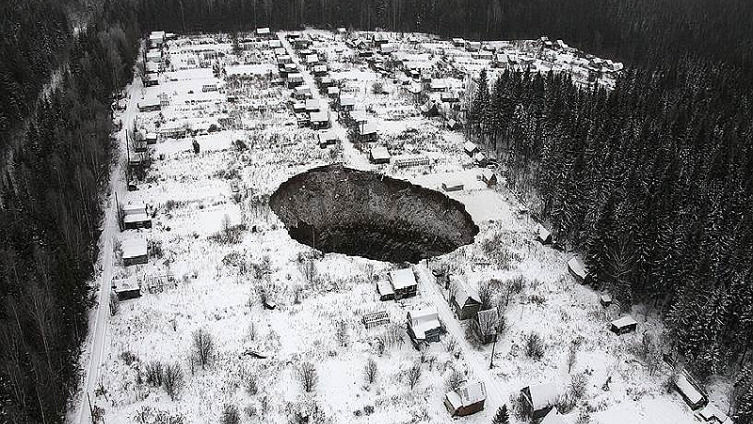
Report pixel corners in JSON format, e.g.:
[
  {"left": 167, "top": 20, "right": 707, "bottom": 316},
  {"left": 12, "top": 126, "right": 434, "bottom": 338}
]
[{"left": 269, "top": 165, "right": 479, "bottom": 263}]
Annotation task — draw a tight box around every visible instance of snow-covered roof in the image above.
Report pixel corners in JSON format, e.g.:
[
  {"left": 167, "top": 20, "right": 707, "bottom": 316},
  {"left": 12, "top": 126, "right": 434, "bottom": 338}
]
[
  {"left": 288, "top": 73, "right": 304, "bottom": 81},
  {"left": 370, "top": 146, "right": 390, "bottom": 161},
  {"left": 464, "top": 141, "right": 478, "bottom": 153},
  {"left": 305, "top": 99, "right": 320, "bottom": 111},
  {"left": 327, "top": 86, "right": 340, "bottom": 95},
  {"left": 567, "top": 257, "right": 588, "bottom": 279},
  {"left": 309, "top": 111, "right": 329, "bottom": 123},
  {"left": 305, "top": 54, "right": 319, "bottom": 64},
  {"left": 317, "top": 130, "right": 337, "bottom": 143},
  {"left": 451, "top": 279, "right": 479, "bottom": 307},
  {"left": 611, "top": 315, "right": 638, "bottom": 329},
  {"left": 389, "top": 268, "right": 416, "bottom": 290},
  {"left": 526, "top": 382, "right": 559, "bottom": 411},
  {"left": 122, "top": 202, "right": 147, "bottom": 215},
  {"left": 675, "top": 373, "right": 704, "bottom": 405},
  {"left": 376, "top": 280, "right": 394, "bottom": 297},
  {"left": 446, "top": 381, "right": 486, "bottom": 410},
  {"left": 698, "top": 403, "right": 730, "bottom": 423},
  {"left": 123, "top": 213, "right": 149, "bottom": 224},
  {"left": 339, "top": 95, "right": 356, "bottom": 106},
  {"left": 359, "top": 121, "right": 378, "bottom": 136},
  {"left": 408, "top": 308, "right": 440, "bottom": 340},
  {"left": 256, "top": 27, "right": 270, "bottom": 35},
  {"left": 122, "top": 237, "right": 147, "bottom": 259}
]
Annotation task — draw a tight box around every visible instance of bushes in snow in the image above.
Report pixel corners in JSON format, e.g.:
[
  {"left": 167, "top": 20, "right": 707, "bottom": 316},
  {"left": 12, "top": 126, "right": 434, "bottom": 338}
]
[
  {"left": 406, "top": 361, "right": 422, "bottom": 389},
  {"left": 524, "top": 333, "right": 545, "bottom": 360},
  {"left": 163, "top": 363, "right": 184, "bottom": 401},
  {"left": 363, "top": 358, "right": 378, "bottom": 385},
  {"left": 221, "top": 404, "right": 241, "bottom": 424},
  {"left": 192, "top": 328, "right": 215, "bottom": 370}
]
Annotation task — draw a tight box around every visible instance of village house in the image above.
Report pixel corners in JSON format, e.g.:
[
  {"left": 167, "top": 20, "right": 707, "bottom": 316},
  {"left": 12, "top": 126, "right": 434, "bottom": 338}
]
[
  {"left": 327, "top": 86, "right": 340, "bottom": 98},
  {"left": 317, "top": 130, "right": 338, "bottom": 148},
  {"left": 445, "top": 381, "right": 487, "bottom": 417},
  {"left": 674, "top": 372, "right": 708, "bottom": 410},
  {"left": 357, "top": 121, "right": 378, "bottom": 143},
  {"left": 369, "top": 146, "right": 391, "bottom": 164},
  {"left": 537, "top": 225, "right": 552, "bottom": 244},
  {"left": 389, "top": 268, "right": 418, "bottom": 299},
  {"left": 112, "top": 278, "right": 141, "bottom": 301},
  {"left": 143, "top": 73, "right": 159, "bottom": 87},
  {"left": 376, "top": 279, "right": 395, "bottom": 301},
  {"left": 450, "top": 280, "right": 481, "bottom": 320},
  {"left": 121, "top": 201, "right": 152, "bottom": 230},
  {"left": 293, "top": 85, "right": 311, "bottom": 100},
  {"left": 481, "top": 169, "right": 497, "bottom": 187},
  {"left": 256, "top": 27, "right": 272, "bottom": 39},
  {"left": 475, "top": 309, "right": 500, "bottom": 344},
  {"left": 122, "top": 237, "right": 148, "bottom": 266},
  {"left": 137, "top": 98, "right": 161, "bottom": 112},
  {"left": 338, "top": 94, "right": 356, "bottom": 112},
  {"left": 520, "top": 382, "right": 560, "bottom": 420},
  {"left": 540, "top": 409, "right": 567, "bottom": 424},
  {"left": 309, "top": 110, "right": 330, "bottom": 130},
  {"left": 407, "top": 308, "right": 441, "bottom": 344},
  {"left": 610, "top": 315, "right": 638, "bottom": 335},
  {"left": 149, "top": 31, "right": 166, "bottom": 47},
  {"left": 464, "top": 141, "right": 479, "bottom": 156},
  {"left": 287, "top": 73, "right": 305, "bottom": 89}
]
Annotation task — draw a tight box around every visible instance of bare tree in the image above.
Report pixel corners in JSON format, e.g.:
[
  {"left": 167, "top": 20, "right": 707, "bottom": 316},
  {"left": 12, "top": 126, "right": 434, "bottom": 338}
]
[
  {"left": 570, "top": 371, "right": 589, "bottom": 400},
  {"left": 145, "top": 361, "right": 164, "bottom": 386},
  {"left": 406, "top": 361, "right": 422, "bottom": 389},
  {"left": 163, "top": 362, "right": 184, "bottom": 401},
  {"left": 221, "top": 404, "right": 240, "bottom": 424},
  {"left": 298, "top": 361, "right": 318, "bottom": 393},
  {"left": 364, "top": 358, "right": 378, "bottom": 384},
  {"left": 192, "top": 328, "right": 214, "bottom": 369},
  {"left": 477, "top": 282, "right": 494, "bottom": 310},
  {"left": 445, "top": 369, "right": 465, "bottom": 392}
]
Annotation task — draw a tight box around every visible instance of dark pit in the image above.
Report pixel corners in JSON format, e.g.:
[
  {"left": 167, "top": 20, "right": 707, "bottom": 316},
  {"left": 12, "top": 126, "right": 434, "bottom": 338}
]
[{"left": 269, "top": 164, "right": 479, "bottom": 263}]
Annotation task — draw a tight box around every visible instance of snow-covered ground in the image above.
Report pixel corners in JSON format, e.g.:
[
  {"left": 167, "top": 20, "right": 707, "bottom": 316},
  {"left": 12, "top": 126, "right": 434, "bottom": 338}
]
[{"left": 88, "top": 30, "right": 709, "bottom": 424}]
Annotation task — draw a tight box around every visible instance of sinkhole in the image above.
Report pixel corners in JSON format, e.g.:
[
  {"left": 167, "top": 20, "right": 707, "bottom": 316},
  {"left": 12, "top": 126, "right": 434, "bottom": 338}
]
[{"left": 269, "top": 165, "right": 479, "bottom": 263}]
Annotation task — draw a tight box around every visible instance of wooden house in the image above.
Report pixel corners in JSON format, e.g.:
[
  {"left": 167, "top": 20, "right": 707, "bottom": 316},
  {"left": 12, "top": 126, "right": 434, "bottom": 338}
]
[
  {"left": 610, "top": 316, "right": 638, "bottom": 335},
  {"left": 137, "top": 98, "right": 161, "bottom": 112},
  {"left": 475, "top": 309, "right": 500, "bottom": 344},
  {"left": 317, "top": 130, "right": 338, "bottom": 148},
  {"left": 464, "top": 141, "right": 479, "bottom": 156},
  {"left": 122, "top": 237, "right": 148, "bottom": 266},
  {"left": 389, "top": 268, "right": 417, "bottom": 299},
  {"left": 369, "top": 146, "right": 391, "bottom": 164},
  {"left": 697, "top": 403, "right": 730, "bottom": 423},
  {"left": 450, "top": 280, "right": 481, "bottom": 320},
  {"left": 445, "top": 381, "right": 486, "bottom": 417},
  {"left": 256, "top": 27, "right": 272, "bottom": 39},
  {"left": 520, "top": 382, "right": 560, "bottom": 420},
  {"left": 376, "top": 279, "right": 395, "bottom": 301},
  {"left": 309, "top": 110, "right": 330, "bottom": 130},
  {"left": 287, "top": 73, "right": 305, "bottom": 89},
  {"left": 121, "top": 202, "right": 152, "bottom": 230},
  {"left": 407, "top": 308, "right": 441, "bottom": 343},
  {"left": 481, "top": 169, "right": 497, "bottom": 186},
  {"left": 362, "top": 311, "right": 390, "bottom": 329},
  {"left": 442, "top": 180, "right": 464, "bottom": 192},
  {"left": 112, "top": 278, "right": 141, "bottom": 301},
  {"left": 357, "top": 121, "right": 378, "bottom": 143},
  {"left": 600, "top": 294, "right": 613, "bottom": 307},
  {"left": 338, "top": 94, "right": 356, "bottom": 112}
]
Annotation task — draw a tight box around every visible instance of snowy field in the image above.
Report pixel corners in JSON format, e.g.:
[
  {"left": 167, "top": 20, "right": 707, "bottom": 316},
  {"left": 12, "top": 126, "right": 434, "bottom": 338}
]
[{"left": 96, "top": 29, "right": 710, "bottom": 424}]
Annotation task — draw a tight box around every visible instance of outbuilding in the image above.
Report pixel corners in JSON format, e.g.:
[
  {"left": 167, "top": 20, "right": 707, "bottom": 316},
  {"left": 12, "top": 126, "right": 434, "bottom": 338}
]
[
  {"left": 610, "top": 315, "right": 638, "bottom": 335},
  {"left": 357, "top": 121, "right": 378, "bottom": 143},
  {"left": 376, "top": 279, "right": 395, "bottom": 301},
  {"left": 122, "top": 237, "right": 148, "bottom": 266},
  {"left": 537, "top": 225, "right": 552, "bottom": 244},
  {"left": 674, "top": 372, "right": 708, "bottom": 410},
  {"left": 309, "top": 110, "right": 330, "bottom": 130},
  {"left": 112, "top": 278, "right": 141, "bottom": 301},
  {"left": 442, "top": 179, "right": 464, "bottom": 192},
  {"left": 450, "top": 280, "right": 481, "bottom": 320},
  {"left": 369, "top": 146, "right": 391, "bottom": 164},
  {"left": 317, "top": 130, "right": 338, "bottom": 148},
  {"left": 407, "top": 308, "right": 441, "bottom": 343},
  {"left": 464, "top": 141, "right": 479, "bottom": 156},
  {"left": 520, "top": 382, "right": 560, "bottom": 420},
  {"left": 121, "top": 202, "right": 152, "bottom": 230},
  {"left": 445, "top": 381, "right": 486, "bottom": 417},
  {"left": 389, "top": 268, "right": 417, "bottom": 299},
  {"left": 567, "top": 257, "right": 590, "bottom": 283}
]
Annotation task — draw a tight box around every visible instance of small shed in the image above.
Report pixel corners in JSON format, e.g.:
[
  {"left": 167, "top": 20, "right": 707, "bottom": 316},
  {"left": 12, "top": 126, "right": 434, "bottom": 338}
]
[
  {"left": 338, "top": 95, "right": 356, "bottom": 112},
  {"left": 697, "top": 403, "right": 730, "bottom": 423},
  {"left": 481, "top": 169, "right": 497, "bottom": 186},
  {"left": 305, "top": 98, "right": 321, "bottom": 112},
  {"left": 600, "top": 294, "right": 613, "bottom": 307},
  {"left": 445, "top": 381, "right": 486, "bottom": 417},
  {"left": 112, "top": 278, "right": 141, "bottom": 301},
  {"left": 376, "top": 279, "right": 395, "bottom": 301},
  {"left": 389, "top": 268, "right": 417, "bottom": 299},
  {"left": 475, "top": 309, "right": 500, "bottom": 344},
  {"left": 464, "top": 141, "right": 479, "bottom": 156},
  {"left": 407, "top": 308, "right": 441, "bottom": 343},
  {"left": 256, "top": 27, "right": 271, "bottom": 38},
  {"left": 357, "top": 122, "right": 378, "bottom": 143},
  {"left": 369, "top": 146, "right": 391, "bottom": 164},
  {"left": 520, "top": 382, "right": 559, "bottom": 419},
  {"left": 674, "top": 372, "right": 708, "bottom": 410},
  {"left": 317, "top": 130, "right": 338, "bottom": 148},
  {"left": 122, "top": 237, "right": 148, "bottom": 266},
  {"left": 122, "top": 202, "right": 152, "bottom": 230},
  {"left": 537, "top": 226, "right": 552, "bottom": 244},
  {"left": 442, "top": 180, "right": 464, "bottom": 192},
  {"left": 450, "top": 280, "right": 481, "bottom": 320},
  {"left": 309, "top": 110, "right": 330, "bottom": 130},
  {"left": 567, "top": 257, "right": 590, "bottom": 283},
  {"left": 610, "top": 316, "right": 638, "bottom": 334},
  {"left": 362, "top": 311, "right": 390, "bottom": 329}
]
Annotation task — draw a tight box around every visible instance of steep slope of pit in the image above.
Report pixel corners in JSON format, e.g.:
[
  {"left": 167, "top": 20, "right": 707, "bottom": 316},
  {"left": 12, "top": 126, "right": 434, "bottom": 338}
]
[{"left": 270, "top": 165, "right": 479, "bottom": 263}]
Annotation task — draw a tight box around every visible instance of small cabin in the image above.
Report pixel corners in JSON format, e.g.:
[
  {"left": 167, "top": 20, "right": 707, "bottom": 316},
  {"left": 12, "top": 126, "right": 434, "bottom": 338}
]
[
  {"left": 369, "top": 146, "right": 391, "bottom": 164},
  {"left": 309, "top": 110, "right": 330, "bottom": 130},
  {"left": 567, "top": 257, "right": 590, "bottom": 283},
  {"left": 600, "top": 294, "right": 613, "bottom": 307},
  {"left": 481, "top": 169, "right": 497, "bottom": 186},
  {"left": 464, "top": 141, "right": 479, "bottom": 156},
  {"left": 450, "top": 280, "right": 481, "bottom": 320},
  {"left": 520, "top": 382, "right": 560, "bottom": 420},
  {"left": 256, "top": 27, "right": 271, "bottom": 39},
  {"left": 112, "top": 278, "right": 141, "bottom": 301},
  {"left": 610, "top": 315, "right": 638, "bottom": 335},
  {"left": 362, "top": 310, "right": 390, "bottom": 329},
  {"left": 389, "top": 268, "right": 417, "bottom": 299},
  {"left": 338, "top": 95, "right": 356, "bottom": 112},
  {"left": 121, "top": 202, "right": 152, "bottom": 230},
  {"left": 407, "top": 308, "right": 441, "bottom": 343},
  {"left": 475, "top": 309, "right": 500, "bottom": 344},
  {"left": 293, "top": 85, "right": 311, "bottom": 100},
  {"left": 357, "top": 122, "right": 378, "bottom": 143},
  {"left": 327, "top": 86, "right": 340, "bottom": 98},
  {"left": 376, "top": 279, "right": 395, "bottom": 301},
  {"left": 122, "top": 237, "right": 148, "bottom": 266},
  {"left": 674, "top": 372, "right": 708, "bottom": 410},
  {"left": 305, "top": 98, "right": 321, "bottom": 112},
  {"left": 317, "top": 130, "right": 338, "bottom": 148},
  {"left": 445, "top": 381, "right": 486, "bottom": 417}
]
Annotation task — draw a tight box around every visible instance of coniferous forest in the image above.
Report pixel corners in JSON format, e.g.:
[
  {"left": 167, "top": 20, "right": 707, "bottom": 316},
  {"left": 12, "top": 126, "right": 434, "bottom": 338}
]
[{"left": 1, "top": 0, "right": 753, "bottom": 422}]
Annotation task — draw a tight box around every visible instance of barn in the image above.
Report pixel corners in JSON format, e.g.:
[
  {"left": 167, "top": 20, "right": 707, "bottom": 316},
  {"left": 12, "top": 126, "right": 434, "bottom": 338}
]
[{"left": 444, "top": 381, "right": 486, "bottom": 417}]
